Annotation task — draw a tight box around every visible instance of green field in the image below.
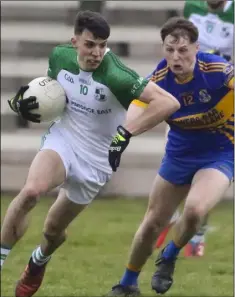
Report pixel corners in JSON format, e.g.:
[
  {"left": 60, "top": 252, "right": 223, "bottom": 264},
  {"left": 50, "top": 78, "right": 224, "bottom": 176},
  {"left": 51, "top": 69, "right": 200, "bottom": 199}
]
[{"left": 1, "top": 196, "right": 234, "bottom": 296}]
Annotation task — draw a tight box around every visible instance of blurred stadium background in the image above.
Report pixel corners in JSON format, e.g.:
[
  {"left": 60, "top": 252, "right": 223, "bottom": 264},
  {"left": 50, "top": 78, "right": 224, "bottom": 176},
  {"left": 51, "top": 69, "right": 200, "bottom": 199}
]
[
  {"left": 1, "top": 2, "right": 234, "bottom": 296},
  {"left": 1, "top": 0, "right": 233, "bottom": 199}
]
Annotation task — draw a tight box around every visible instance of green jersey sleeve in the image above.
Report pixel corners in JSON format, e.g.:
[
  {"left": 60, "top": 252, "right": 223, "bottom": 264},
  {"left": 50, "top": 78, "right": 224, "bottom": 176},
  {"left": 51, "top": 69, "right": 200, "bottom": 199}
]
[
  {"left": 47, "top": 44, "right": 79, "bottom": 79},
  {"left": 47, "top": 47, "right": 58, "bottom": 79},
  {"left": 183, "top": 0, "right": 234, "bottom": 23},
  {"left": 183, "top": 0, "right": 207, "bottom": 19},
  {"left": 183, "top": 0, "right": 191, "bottom": 19},
  {"left": 94, "top": 51, "right": 148, "bottom": 109}
]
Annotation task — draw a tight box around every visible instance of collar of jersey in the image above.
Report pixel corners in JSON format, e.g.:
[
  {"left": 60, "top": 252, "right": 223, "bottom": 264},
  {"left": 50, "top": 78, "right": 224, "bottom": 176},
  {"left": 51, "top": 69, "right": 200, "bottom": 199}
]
[
  {"left": 174, "top": 73, "right": 194, "bottom": 84},
  {"left": 173, "top": 56, "right": 198, "bottom": 84}
]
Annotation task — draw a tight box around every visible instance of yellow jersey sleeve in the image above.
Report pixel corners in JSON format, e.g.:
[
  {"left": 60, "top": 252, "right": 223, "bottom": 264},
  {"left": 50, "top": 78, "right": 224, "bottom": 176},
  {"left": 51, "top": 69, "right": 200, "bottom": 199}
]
[
  {"left": 227, "top": 77, "right": 234, "bottom": 90},
  {"left": 132, "top": 99, "right": 148, "bottom": 108}
]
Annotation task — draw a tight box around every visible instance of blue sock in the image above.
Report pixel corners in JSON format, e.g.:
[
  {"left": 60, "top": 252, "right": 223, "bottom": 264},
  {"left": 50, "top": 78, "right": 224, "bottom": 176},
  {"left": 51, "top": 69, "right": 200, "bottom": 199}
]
[
  {"left": 162, "top": 240, "right": 181, "bottom": 260},
  {"left": 120, "top": 268, "right": 140, "bottom": 286}
]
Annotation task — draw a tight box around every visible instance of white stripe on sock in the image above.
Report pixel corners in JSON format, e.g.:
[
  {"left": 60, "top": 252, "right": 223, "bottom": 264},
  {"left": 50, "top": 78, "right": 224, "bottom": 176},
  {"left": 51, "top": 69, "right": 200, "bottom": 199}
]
[
  {"left": 1, "top": 247, "right": 11, "bottom": 255},
  {"left": 32, "top": 247, "right": 51, "bottom": 266},
  {"left": 1, "top": 246, "right": 11, "bottom": 268}
]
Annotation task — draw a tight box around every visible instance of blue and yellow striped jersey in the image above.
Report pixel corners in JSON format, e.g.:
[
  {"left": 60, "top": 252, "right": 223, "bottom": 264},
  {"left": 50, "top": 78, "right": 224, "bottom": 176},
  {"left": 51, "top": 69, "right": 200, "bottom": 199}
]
[{"left": 143, "top": 51, "right": 234, "bottom": 157}]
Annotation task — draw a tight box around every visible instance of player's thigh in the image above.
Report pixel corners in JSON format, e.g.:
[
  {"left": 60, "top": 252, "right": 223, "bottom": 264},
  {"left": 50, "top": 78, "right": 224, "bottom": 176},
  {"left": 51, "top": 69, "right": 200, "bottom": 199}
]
[
  {"left": 146, "top": 174, "right": 190, "bottom": 222},
  {"left": 184, "top": 168, "right": 231, "bottom": 217},
  {"left": 43, "top": 188, "right": 87, "bottom": 234},
  {"left": 63, "top": 153, "right": 111, "bottom": 205},
  {"left": 25, "top": 125, "right": 73, "bottom": 195},
  {"left": 25, "top": 149, "right": 66, "bottom": 194}
]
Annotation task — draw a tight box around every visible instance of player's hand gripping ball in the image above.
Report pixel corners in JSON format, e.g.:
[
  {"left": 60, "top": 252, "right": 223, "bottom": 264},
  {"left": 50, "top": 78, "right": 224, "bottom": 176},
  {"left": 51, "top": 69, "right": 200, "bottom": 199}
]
[{"left": 8, "top": 77, "right": 66, "bottom": 123}]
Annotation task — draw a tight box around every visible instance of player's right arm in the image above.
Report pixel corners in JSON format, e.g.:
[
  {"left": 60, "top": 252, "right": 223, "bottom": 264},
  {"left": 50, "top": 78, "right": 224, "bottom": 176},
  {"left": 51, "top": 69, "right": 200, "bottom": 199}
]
[
  {"left": 7, "top": 46, "right": 61, "bottom": 123},
  {"left": 8, "top": 86, "right": 41, "bottom": 123}
]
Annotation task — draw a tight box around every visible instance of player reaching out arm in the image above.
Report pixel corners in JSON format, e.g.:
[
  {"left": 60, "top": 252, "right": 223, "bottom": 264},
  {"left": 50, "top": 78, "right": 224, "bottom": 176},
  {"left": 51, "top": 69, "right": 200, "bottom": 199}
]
[{"left": 108, "top": 81, "right": 179, "bottom": 172}]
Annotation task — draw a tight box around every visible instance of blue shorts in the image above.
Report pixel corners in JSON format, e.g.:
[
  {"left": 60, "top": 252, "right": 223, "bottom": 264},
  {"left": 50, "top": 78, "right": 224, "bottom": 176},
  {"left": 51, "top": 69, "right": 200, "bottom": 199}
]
[{"left": 159, "top": 152, "right": 234, "bottom": 185}]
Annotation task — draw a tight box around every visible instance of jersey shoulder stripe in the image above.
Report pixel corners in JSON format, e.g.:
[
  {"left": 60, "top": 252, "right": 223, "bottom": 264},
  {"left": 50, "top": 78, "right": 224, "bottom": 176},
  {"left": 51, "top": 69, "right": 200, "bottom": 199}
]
[
  {"left": 198, "top": 61, "right": 228, "bottom": 67},
  {"left": 197, "top": 52, "right": 232, "bottom": 74},
  {"left": 149, "top": 60, "right": 169, "bottom": 83},
  {"left": 198, "top": 61, "right": 230, "bottom": 73},
  {"left": 150, "top": 69, "right": 168, "bottom": 83},
  {"left": 197, "top": 51, "right": 230, "bottom": 64}
]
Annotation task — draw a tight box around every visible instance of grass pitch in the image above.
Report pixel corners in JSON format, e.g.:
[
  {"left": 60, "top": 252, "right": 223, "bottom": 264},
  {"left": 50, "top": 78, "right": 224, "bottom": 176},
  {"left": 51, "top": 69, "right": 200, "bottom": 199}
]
[{"left": 1, "top": 196, "right": 234, "bottom": 296}]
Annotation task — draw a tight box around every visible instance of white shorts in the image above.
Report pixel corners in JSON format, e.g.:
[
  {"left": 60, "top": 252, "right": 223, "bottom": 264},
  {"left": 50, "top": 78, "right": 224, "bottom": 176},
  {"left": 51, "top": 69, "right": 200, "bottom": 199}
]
[{"left": 40, "top": 127, "right": 111, "bottom": 204}]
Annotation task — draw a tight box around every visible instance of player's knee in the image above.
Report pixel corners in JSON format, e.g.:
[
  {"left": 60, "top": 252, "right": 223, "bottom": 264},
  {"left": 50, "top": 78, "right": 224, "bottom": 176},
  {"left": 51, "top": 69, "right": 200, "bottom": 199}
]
[
  {"left": 142, "top": 209, "right": 166, "bottom": 236},
  {"left": 22, "top": 182, "right": 48, "bottom": 200},
  {"left": 183, "top": 206, "right": 203, "bottom": 228},
  {"left": 18, "top": 184, "right": 43, "bottom": 210},
  {"left": 43, "top": 219, "right": 67, "bottom": 243},
  {"left": 43, "top": 230, "right": 67, "bottom": 246}
]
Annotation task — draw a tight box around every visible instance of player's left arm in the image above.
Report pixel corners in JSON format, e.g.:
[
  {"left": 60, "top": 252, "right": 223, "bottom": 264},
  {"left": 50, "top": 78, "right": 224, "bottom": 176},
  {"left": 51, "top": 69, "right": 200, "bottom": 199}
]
[
  {"left": 108, "top": 81, "right": 179, "bottom": 172},
  {"left": 126, "top": 60, "right": 167, "bottom": 124},
  {"left": 108, "top": 61, "right": 179, "bottom": 136},
  {"left": 108, "top": 63, "right": 179, "bottom": 171},
  {"left": 123, "top": 62, "right": 179, "bottom": 136},
  {"left": 125, "top": 99, "right": 147, "bottom": 124},
  {"left": 124, "top": 80, "right": 179, "bottom": 136}
]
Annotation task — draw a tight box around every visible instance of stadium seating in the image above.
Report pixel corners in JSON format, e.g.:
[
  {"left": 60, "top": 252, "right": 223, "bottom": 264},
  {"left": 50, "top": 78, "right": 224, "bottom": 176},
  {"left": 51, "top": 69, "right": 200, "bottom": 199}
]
[
  {"left": 1, "top": 1, "right": 233, "bottom": 198},
  {"left": 2, "top": 0, "right": 174, "bottom": 131}
]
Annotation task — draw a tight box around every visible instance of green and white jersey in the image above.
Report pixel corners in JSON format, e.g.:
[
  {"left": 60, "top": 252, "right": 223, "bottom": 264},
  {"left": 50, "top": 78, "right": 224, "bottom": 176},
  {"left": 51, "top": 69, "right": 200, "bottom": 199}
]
[
  {"left": 47, "top": 44, "right": 148, "bottom": 173},
  {"left": 184, "top": 0, "right": 234, "bottom": 57}
]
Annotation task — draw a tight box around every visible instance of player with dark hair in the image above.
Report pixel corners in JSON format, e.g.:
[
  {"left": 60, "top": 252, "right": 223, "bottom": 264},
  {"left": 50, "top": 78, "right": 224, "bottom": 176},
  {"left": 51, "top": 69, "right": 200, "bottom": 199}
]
[{"left": 1, "top": 11, "right": 179, "bottom": 297}]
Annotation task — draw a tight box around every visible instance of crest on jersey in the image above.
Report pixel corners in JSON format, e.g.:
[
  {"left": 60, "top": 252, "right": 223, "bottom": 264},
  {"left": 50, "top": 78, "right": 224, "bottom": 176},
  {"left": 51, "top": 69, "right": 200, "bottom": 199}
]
[
  {"left": 223, "top": 64, "right": 233, "bottom": 75},
  {"left": 220, "top": 26, "right": 230, "bottom": 38},
  {"left": 206, "top": 20, "right": 216, "bottom": 33},
  {"left": 199, "top": 89, "right": 211, "bottom": 103},
  {"left": 94, "top": 87, "right": 106, "bottom": 102}
]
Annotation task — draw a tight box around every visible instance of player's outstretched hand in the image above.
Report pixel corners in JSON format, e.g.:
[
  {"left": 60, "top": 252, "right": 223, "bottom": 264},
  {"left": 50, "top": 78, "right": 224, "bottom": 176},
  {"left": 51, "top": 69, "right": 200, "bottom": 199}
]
[
  {"left": 109, "top": 125, "right": 132, "bottom": 172},
  {"left": 8, "top": 86, "right": 41, "bottom": 123}
]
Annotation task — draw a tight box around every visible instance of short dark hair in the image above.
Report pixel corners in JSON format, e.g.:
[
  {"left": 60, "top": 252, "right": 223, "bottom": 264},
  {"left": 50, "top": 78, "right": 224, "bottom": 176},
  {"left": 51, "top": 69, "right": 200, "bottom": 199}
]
[
  {"left": 74, "top": 10, "right": 110, "bottom": 39},
  {"left": 160, "top": 17, "right": 199, "bottom": 43}
]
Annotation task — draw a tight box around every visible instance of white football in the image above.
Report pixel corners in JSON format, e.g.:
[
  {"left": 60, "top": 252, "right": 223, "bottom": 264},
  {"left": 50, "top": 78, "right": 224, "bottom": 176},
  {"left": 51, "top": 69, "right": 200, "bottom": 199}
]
[{"left": 23, "top": 77, "right": 66, "bottom": 122}]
